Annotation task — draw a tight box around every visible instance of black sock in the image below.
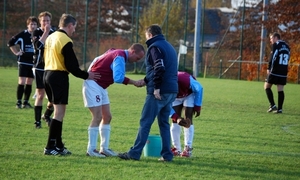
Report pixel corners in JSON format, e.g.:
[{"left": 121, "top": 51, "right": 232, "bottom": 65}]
[
  {"left": 46, "top": 119, "right": 62, "bottom": 149},
  {"left": 23, "top": 84, "right": 32, "bottom": 102},
  {"left": 265, "top": 88, "right": 275, "bottom": 106},
  {"left": 278, "top": 91, "right": 284, "bottom": 110},
  {"left": 34, "top": 106, "right": 42, "bottom": 122},
  {"left": 17, "top": 84, "right": 24, "bottom": 101},
  {"left": 56, "top": 121, "right": 63, "bottom": 148},
  {"left": 43, "top": 104, "right": 54, "bottom": 118}
]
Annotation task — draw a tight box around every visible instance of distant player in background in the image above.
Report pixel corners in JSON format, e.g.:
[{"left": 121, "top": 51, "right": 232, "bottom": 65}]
[
  {"left": 82, "top": 43, "right": 145, "bottom": 158},
  {"left": 264, "top": 32, "right": 290, "bottom": 114},
  {"left": 7, "top": 16, "right": 38, "bottom": 109},
  {"left": 170, "top": 71, "right": 203, "bottom": 157},
  {"left": 32, "top": 11, "right": 55, "bottom": 128}
]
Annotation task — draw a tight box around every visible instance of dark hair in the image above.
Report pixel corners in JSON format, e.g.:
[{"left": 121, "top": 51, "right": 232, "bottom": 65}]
[
  {"left": 271, "top": 32, "right": 281, "bottom": 39},
  {"left": 130, "top": 43, "right": 145, "bottom": 54},
  {"left": 145, "top": 24, "right": 162, "bottom": 36},
  {"left": 26, "top": 16, "right": 38, "bottom": 25},
  {"left": 59, "top": 13, "right": 76, "bottom": 28}
]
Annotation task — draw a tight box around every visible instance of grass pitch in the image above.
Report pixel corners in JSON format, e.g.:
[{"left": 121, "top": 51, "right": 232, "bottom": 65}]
[{"left": 0, "top": 68, "right": 299, "bottom": 180}]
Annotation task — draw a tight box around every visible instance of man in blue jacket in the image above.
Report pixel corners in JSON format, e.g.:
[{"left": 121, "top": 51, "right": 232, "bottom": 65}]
[{"left": 118, "top": 24, "right": 178, "bottom": 161}]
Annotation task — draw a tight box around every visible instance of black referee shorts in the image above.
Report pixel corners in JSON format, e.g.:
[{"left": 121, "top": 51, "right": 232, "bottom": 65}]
[
  {"left": 266, "top": 74, "right": 287, "bottom": 85},
  {"left": 44, "top": 70, "right": 69, "bottom": 105}
]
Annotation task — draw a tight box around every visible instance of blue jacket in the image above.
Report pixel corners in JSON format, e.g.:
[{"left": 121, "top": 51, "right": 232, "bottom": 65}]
[{"left": 144, "top": 34, "right": 178, "bottom": 94}]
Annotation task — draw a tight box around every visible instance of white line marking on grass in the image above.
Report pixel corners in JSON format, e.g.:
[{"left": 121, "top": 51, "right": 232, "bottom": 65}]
[{"left": 282, "top": 124, "right": 300, "bottom": 136}]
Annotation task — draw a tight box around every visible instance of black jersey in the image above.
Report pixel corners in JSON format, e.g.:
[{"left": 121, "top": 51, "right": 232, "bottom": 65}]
[
  {"left": 268, "top": 40, "right": 290, "bottom": 77},
  {"left": 7, "top": 30, "right": 34, "bottom": 66},
  {"left": 32, "top": 28, "right": 54, "bottom": 70}
]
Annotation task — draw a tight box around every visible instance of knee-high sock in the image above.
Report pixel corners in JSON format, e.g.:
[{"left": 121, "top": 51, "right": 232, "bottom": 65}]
[
  {"left": 184, "top": 125, "right": 194, "bottom": 148},
  {"left": 87, "top": 126, "right": 99, "bottom": 152},
  {"left": 278, "top": 91, "right": 284, "bottom": 110},
  {"left": 170, "top": 123, "right": 181, "bottom": 152},
  {"left": 44, "top": 104, "right": 54, "bottom": 118},
  {"left": 24, "top": 84, "right": 32, "bottom": 101},
  {"left": 34, "top": 106, "right": 42, "bottom": 122},
  {"left": 55, "top": 120, "right": 63, "bottom": 148},
  {"left": 99, "top": 124, "right": 110, "bottom": 150},
  {"left": 46, "top": 119, "right": 62, "bottom": 149},
  {"left": 265, "top": 88, "right": 275, "bottom": 106},
  {"left": 17, "top": 84, "right": 24, "bottom": 101}
]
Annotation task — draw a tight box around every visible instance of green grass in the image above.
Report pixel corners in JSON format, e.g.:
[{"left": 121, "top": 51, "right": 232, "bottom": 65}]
[{"left": 0, "top": 67, "right": 299, "bottom": 180}]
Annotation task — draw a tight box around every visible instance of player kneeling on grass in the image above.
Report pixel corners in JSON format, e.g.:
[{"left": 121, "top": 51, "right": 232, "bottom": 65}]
[{"left": 170, "top": 71, "right": 203, "bottom": 158}]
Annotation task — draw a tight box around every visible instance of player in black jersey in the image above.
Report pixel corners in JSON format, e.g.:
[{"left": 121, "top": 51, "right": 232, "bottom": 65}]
[
  {"left": 7, "top": 16, "right": 38, "bottom": 109},
  {"left": 264, "top": 32, "right": 290, "bottom": 114},
  {"left": 32, "top": 11, "right": 55, "bottom": 128}
]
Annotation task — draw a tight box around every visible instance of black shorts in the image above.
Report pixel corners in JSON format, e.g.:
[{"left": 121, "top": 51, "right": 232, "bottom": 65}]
[
  {"left": 266, "top": 74, "right": 287, "bottom": 85},
  {"left": 18, "top": 64, "right": 34, "bottom": 78},
  {"left": 35, "top": 70, "right": 45, "bottom": 89},
  {"left": 44, "top": 70, "right": 69, "bottom": 105}
]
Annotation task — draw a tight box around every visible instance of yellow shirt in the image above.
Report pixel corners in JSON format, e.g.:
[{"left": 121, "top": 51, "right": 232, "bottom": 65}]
[{"left": 44, "top": 31, "right": 72, "bottom": 71}]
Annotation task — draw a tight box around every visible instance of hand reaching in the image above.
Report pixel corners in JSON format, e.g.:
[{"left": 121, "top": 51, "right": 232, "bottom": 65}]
[
  {"left": 87, "top": 72, "right": 101, "bottom": 81},
  {"left": 134, "top": 79, "right": 145, "bottom": 87}
]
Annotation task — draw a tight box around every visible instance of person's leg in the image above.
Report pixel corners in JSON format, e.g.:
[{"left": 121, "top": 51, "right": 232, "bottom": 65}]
[
  {"left": 170, "top": 104, "right": 183, "bottom": 154},
  {"left": 16, "top": 76, "right": 26, "bottom": 108},
  {"left": 34, "top": 88, "right": 45, "bottom": 128},
  {"left": 99, "top": 104, "right": 117, "bottom": 156},
  {"left": 183, "top": 107, "right": 194, "bottom": 148},
  {"left": 264, "top": 82, "right": 276, "bottom": 112},
  {"left": 45, "top": 71, "right": 70, "bottom": 154},
  {"left": 23, "top": 77, "right": 33, "bottom": 107},
  {"left": 277, "top": 85, "right": 285, "bottom": 112},
  {"left": 126, "top": 95, "right": 159, "bottom": 160},
  {"left": 46, "top": 104, "right": 66, "bottom": 147},
  {"left": 23, "top": 66, "right": 34, "bottom": 108},
  {"left": 157, "top": 93, "right": 177, "bottom": 161},
  {"left": 42, "top": 102, "right": 54, "bottom": 126},
  {"left": 86, "top": 106, "right": 105, "bottom": 157},
  {"left": 88, "top": 106, "right": 102, "bottom": 151},
  {"left": 181, "top": 95, "right": 195, "bottom": 157}
]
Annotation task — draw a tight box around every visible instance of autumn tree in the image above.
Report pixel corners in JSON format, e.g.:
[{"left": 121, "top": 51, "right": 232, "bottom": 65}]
[
  {"left": 138, "top": 0, "right": 185, "bottom": 46},
  {"left": 214, "top": 0, "right": 300, "bottom": 82}
]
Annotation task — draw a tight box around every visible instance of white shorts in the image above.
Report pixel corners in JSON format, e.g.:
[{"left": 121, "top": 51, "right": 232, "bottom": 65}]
[
  {"left": 82, "top": 80, "right": 109, "bottom": 107},
  {"left": 172, "top": 93, "right": 194, "bottom": 107}
]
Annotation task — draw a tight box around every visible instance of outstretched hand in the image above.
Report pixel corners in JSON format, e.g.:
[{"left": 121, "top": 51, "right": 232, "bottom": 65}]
[
  {"left": 134, "top": 79, "right": 145, "bottom": 87},
  {"left": 87, "top": 72, "right": 101, "bottom": 80}
]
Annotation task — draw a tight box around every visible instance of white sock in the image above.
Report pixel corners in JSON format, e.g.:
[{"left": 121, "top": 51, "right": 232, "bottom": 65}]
[
  {"left": 99, "top": 124, "right": 111, "bottom": 151},
  {"left": 87, "top": 126, "right": 99, "bottom": 152},
  {"left": 170, "top": 123, "right": 182, "bottom": 152},
  {"left": 184, "top": 125, "right": 194, "bottom": 148}
]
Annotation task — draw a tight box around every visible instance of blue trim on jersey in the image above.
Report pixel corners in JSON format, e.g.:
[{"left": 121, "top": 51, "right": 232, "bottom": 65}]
[
  {"left": 111, "top": 50, "right": 128, "bottom": 83},
  {"left": 190, "top": 76, "right": 203, "bottom": 106}
]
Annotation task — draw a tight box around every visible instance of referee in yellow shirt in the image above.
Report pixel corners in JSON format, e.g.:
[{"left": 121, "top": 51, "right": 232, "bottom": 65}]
[{"left": 43, "top": 13, "right": 100, "bottom": 155}]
